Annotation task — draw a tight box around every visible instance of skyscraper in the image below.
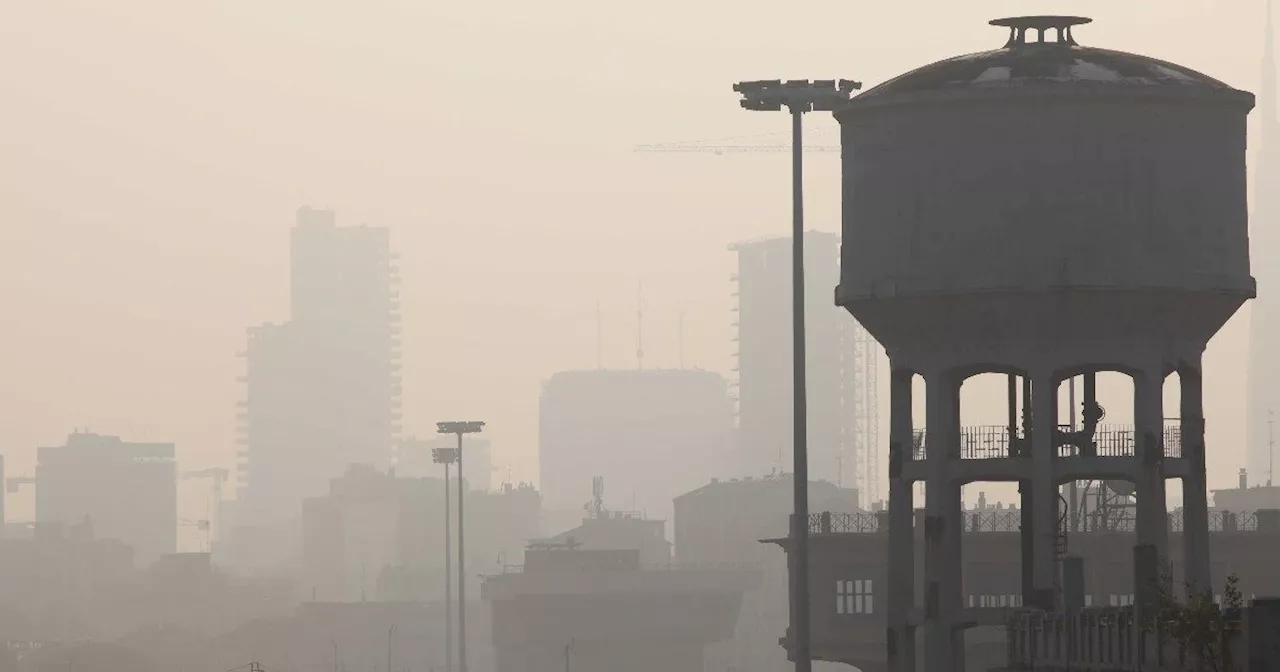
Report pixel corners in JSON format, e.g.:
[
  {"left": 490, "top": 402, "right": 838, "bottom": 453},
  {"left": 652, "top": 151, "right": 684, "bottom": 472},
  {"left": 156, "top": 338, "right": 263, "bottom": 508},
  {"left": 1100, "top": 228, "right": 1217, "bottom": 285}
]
[
  {"left": 237, "top": 207, "right": 401, "bottom": 522},
  {"left": 730, "top": 231, "right": 879, "bottom": 503},
  {"left": 1249, "top": 4, "right": 1280, "bottom": 485}
]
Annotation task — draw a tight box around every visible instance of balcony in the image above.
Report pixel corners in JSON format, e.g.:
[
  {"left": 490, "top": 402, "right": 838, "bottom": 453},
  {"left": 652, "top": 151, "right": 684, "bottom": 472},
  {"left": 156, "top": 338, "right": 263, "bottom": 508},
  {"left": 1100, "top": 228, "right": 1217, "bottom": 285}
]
[
  {"left": 805, "top": 510, "right": 1266, "bottom": 536},
  {"left": 911, "top": 420, "right": 1184, "bottom": 461}
]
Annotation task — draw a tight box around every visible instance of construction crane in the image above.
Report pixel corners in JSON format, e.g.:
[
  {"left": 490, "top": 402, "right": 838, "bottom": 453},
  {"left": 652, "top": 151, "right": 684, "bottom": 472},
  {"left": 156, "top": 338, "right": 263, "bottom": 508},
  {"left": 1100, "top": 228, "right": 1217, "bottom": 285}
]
[{"left": 633, "top": 142, "right": 839, "bottom": 154}]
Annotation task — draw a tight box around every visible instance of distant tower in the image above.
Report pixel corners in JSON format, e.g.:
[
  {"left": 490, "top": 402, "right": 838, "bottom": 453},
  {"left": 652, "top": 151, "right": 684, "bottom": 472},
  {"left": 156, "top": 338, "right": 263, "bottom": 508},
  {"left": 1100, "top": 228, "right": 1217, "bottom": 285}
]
[
  {"left": 238, "top": 207, "right": 401, "bottom": 522},
  {"left": 1249, "top": 1, "right": 1280, "bottom": 482},
  {"left": 729, "top": 233, "right": 879, "bottom": 502}
]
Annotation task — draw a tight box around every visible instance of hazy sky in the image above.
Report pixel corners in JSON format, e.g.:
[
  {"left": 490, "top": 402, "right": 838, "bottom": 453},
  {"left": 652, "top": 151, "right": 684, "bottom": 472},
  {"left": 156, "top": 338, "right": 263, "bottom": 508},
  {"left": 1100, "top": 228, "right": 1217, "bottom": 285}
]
[{"left": 0, "top": 0, "right": 1266, "bottom": 526}]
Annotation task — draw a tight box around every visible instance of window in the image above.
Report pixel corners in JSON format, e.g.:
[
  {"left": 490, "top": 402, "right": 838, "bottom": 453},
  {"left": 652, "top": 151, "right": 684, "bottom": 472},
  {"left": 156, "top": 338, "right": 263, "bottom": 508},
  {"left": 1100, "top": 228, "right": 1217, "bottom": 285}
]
[{"left": 836, "top": 580, "right": 874, "bottom": 614}]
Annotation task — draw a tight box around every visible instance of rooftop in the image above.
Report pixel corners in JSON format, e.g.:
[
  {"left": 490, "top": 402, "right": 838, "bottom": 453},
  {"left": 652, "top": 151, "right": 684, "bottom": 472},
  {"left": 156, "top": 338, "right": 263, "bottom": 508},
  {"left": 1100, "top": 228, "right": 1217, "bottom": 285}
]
[{"left": 849, "top": 16, "right": 1239, "bottom": 106}]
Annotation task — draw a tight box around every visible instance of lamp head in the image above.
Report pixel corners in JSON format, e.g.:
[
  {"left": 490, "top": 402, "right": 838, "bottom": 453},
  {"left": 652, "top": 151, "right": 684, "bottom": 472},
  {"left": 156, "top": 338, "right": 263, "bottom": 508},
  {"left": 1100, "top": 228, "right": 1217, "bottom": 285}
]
[{"left": 437, "top": 420, "right": 485, "bottom": 435}]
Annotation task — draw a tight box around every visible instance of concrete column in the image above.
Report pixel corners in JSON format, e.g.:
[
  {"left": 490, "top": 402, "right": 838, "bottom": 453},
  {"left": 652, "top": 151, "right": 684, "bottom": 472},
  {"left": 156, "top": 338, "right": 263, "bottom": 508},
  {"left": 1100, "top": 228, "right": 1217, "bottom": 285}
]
[
  {"left": 1180, "top": 359, "right": 1211, "bottom": 598},
  {"left": 1030, "top": 369, "right": 1058, "bottom": 609},
  {"left": 887, "top": 367, "right": 917, "bottom": 672},
  {"left": 1134, "top": 366, "right": 1169, "bottom": 568},
  {"left": 924, "top": 369, "right": 960, "bottom": 671}
]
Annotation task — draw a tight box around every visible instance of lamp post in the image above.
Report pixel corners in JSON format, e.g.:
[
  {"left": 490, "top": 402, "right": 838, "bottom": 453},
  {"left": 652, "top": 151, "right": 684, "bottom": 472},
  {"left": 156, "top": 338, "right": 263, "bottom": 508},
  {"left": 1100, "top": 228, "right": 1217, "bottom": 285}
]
[
  {"left": 437, "top": 420, "right": 485, "bottom": 672},
  {"left": 732, "top": 78, "right": 860, "bottom": 672},
  {"left": 431, "top": 446, "right": 458, "bottom": 672}
]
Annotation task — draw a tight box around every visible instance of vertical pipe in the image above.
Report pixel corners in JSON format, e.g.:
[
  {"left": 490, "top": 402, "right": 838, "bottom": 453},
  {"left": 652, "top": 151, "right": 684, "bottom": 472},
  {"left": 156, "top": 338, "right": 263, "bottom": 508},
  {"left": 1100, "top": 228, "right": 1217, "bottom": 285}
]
[
  {"left": 444, "top": 462, "right": 453, "bottom": 672},
  {"left": 1007, "top": 374, "right": 1018, "bottom": 455},
  {"left": 789, "top": 105, "right": 812, "bottom": 672},
  {"left": 1084, "top": 373, "right": 1097, "bottom": 532},
  {"left": 457, "top": 433, "right": 468, "bottom": 672},
  {"left": 888, "top": 368, "right": 916, "bottom": 672},
  {"left": 1069, "top": 377, "right": 1078, "bottom": 532},
  {"left": 1022, "top": 377, "right": 1033, "bottom": 436},
  {"left": 1019, "top": 376, "right": 1033, "bottom": 603}
]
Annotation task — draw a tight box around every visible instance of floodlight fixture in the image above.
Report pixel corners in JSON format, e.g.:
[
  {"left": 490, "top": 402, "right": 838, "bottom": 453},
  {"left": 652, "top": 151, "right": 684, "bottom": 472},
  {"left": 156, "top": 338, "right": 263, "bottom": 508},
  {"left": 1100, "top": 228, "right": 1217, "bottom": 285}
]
[
  {"left": 437, "top": 421, "right": 485, "bottom": 435},
  {"left": 733, "top": 79, "right": 862, "bottom": 114}
]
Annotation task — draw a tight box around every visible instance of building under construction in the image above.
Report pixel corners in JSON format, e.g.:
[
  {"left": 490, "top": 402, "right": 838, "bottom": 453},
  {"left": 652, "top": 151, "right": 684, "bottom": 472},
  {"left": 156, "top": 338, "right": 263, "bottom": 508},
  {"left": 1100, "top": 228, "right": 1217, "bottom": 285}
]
[{"left": 730, "top": 232, "right": 879, "bottom": 504}]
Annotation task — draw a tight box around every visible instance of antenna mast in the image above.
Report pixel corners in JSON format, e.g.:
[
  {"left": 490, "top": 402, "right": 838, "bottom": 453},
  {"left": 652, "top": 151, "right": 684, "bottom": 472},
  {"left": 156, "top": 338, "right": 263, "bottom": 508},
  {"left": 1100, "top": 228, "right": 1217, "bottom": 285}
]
[
  {"left": 596, "top": 300, "right": 602, "bottom": 370},
  {"left": 589, "top": 476, "right": 605, "bottom": 518}
]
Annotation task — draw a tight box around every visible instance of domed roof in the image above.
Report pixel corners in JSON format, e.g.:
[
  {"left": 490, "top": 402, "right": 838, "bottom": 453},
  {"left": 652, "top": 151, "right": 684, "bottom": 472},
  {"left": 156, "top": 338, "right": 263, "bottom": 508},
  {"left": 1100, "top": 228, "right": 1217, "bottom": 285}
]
[{"left": 853, "top": 16, "right": 1238, "bottom": 104}]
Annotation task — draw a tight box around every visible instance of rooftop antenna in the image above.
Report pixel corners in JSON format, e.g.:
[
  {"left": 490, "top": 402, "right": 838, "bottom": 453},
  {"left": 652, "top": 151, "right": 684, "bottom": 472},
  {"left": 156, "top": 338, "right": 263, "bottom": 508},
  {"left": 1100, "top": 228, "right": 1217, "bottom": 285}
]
[
  {"left": 636, "top": 281, "right": 645, "bottom": 370},
  {"left": 589, "top": 476, "right": 605, "bottom": 517}
]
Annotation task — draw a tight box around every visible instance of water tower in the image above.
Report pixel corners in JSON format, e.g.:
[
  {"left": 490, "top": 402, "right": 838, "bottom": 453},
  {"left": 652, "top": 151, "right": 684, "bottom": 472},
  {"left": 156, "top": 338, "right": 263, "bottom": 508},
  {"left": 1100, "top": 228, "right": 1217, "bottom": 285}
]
[{"left": 834, "top": 16, "right": 1255, "bottom": 671}]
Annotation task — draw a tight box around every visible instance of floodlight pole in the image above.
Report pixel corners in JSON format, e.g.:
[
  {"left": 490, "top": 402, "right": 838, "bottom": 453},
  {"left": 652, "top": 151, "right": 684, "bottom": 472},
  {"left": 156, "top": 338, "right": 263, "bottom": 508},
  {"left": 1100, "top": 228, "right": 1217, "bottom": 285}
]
[
  {"left": 457, "top": 432, "right": 466, "bottom": 672},
  {"left": 732, "top": 79, "right": 858, "bottom": 672},
  {"left": 444, "top": 459, "right": 453, "bottom": 672},
  {"left": 437, "top": 421, "right": 485, "bottom": 672},
  {"left": 788, "top": 99, "right": 812, "bottom": 672},
  {"left": 432, "top": 447, "right": 458, "bottom": 672}
]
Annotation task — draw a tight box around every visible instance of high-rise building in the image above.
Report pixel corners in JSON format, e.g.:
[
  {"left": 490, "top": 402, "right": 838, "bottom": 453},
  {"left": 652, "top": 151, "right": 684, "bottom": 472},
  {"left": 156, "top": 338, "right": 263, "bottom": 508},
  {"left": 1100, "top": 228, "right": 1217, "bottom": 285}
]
[
  {"left": 237, "top": 207, "right": 401, "bottom": 523},
  {"left": 729, "top": 232, "right": 879, "bottom": 503},
  {"left": 35, "top": 431, "right": 176, "bottom": 566},
  {"left": 1249, "top": 6, "right": 1280, "bottom": 484},
  {"left": 538, "top": 369, "right": 734, "bottom": 521}
]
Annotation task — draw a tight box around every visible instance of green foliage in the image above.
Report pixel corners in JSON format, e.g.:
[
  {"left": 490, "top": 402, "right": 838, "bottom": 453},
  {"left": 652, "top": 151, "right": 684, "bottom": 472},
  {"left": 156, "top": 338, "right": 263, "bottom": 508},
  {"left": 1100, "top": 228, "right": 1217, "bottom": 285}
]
[{"left": 1151, "top": 572, "right": 1243, "bottom": 672}]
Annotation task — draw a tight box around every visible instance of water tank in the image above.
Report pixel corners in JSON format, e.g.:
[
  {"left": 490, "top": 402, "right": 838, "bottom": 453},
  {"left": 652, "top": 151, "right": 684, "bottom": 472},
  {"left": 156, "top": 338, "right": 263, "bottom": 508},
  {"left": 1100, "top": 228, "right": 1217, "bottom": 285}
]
[{"left": 835, "top": 16, "right": 1255, "bottom": 358}]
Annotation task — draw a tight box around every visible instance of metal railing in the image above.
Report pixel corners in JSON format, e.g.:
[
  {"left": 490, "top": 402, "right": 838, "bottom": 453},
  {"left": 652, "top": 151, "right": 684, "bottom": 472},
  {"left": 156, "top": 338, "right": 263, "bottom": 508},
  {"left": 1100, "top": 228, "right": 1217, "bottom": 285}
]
[
  {"left": 1006, "top": 607, "right": 1139, "bottom": 669},
  {"left": 810, "top": 511, "right": 882, "bottom": 534},
  {"left": 912, "top": 419, "right": 1184, "bottom": 461},
  {"left": 807, "top": 510, "right": 1267, "bottom": 535},
  {"left": 1006, "top": 605, "right": 1246, "bottom": 671}
]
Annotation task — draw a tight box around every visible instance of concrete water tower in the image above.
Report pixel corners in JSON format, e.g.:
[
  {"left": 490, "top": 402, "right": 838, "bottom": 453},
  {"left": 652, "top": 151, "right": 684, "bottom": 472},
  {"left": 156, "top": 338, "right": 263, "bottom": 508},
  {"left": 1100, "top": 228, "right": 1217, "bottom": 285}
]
[{"left": 834, "top": 16, "right": 1255, "bottom": 672}]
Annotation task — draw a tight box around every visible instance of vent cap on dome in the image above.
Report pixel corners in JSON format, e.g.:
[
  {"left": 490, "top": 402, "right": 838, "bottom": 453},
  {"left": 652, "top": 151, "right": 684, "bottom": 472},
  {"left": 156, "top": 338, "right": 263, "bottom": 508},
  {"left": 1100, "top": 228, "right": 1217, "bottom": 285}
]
[{"left": 990, "top": 16, "right": 1092, "bottom": 49}]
